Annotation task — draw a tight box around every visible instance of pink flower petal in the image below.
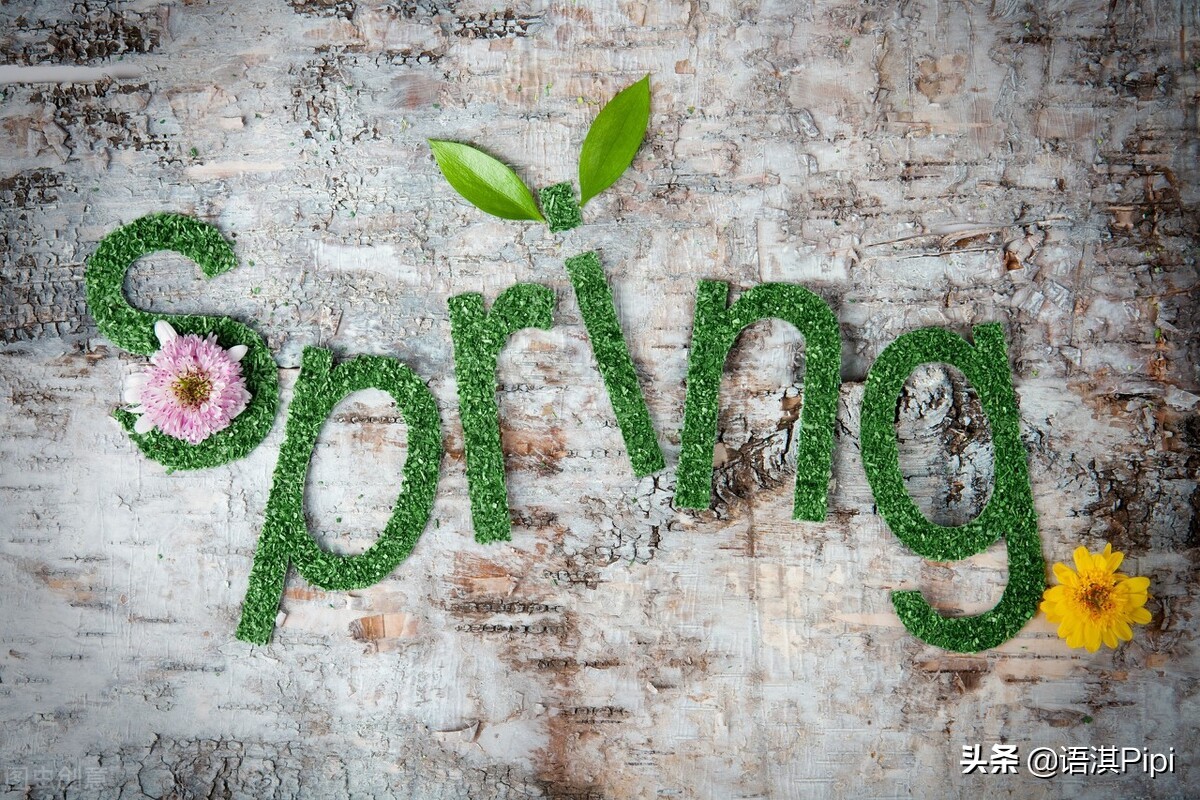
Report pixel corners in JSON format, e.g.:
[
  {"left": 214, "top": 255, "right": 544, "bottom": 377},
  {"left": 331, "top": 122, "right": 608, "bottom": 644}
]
[
  {"left": 136, "top": 328, "right": 252, "bottom": 444},
  {"left": 154, "top": 320, "right": 178, "bottom": 347}
]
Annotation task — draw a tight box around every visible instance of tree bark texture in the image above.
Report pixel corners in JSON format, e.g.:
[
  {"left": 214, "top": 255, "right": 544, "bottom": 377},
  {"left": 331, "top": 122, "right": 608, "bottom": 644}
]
[{"left": 0, "top": 1, "right": 1197, "bottom": 798}]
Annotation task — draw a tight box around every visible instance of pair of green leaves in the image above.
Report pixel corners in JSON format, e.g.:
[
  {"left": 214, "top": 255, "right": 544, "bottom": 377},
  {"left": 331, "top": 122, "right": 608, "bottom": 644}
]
[{"left": 428, "top": 75, "right": 651, "bottom": 224}]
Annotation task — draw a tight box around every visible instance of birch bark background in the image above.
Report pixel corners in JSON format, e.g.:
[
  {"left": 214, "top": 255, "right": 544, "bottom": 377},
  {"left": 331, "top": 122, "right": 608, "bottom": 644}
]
[{"left": 1, "top": 0, "right": 1198, "bottom": 798}]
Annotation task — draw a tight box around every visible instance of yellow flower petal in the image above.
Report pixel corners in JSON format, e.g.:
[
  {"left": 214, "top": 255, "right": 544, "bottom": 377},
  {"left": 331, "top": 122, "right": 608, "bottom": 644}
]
[
  {"left": 1073, "top": 546, "right": 1093, "bottom": 573},
  {"left": 1121, "top": 576, "right": 1150, "bottom": 593},
  {"left": 1043, "top": 585, "right": 1067, "bottom": 602},
  {"left": 1084, "top": 626, "right": 1101, "bottom": 652},
  {"left": 1101, "top": 628, "right": 1118, "bottom": 649},
  {"left": 1115, "top": 621, "right": 1133, "bottom": 641},
  {"left": 1053, "top": 563, "right": 1078, "bottom": 586},
  {"left": 1131, "top": 607, "right": 1152, "bottom": 625},
  {"left": 1105, "top": 550, "right": 1124, "bottom": 572}
]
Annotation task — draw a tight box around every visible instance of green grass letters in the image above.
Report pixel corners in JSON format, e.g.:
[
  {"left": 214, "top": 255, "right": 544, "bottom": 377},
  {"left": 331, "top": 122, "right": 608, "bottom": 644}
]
[
  {"left": 85, "top": 214, "right": 278, "bottom": 471},
  {"left": 676, "top": 281, "right": 841, "bottom": 521},
  {"left": 449, "top": 284, "right": 556, "bottom": 544},
  {"left": 85, "top": 215, "right": 1045, "bottom": 652},
  {"left": 860, "top": 325, "right": 1044, "bottom": 652},
  {"left": 235, "top": 347, "right": 442, "bottom": 644}
]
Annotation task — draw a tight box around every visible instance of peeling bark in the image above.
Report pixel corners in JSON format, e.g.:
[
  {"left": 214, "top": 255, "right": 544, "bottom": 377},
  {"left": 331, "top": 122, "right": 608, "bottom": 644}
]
[{"left": 1, "top": 0, "right": 1197, "bottom": 798}]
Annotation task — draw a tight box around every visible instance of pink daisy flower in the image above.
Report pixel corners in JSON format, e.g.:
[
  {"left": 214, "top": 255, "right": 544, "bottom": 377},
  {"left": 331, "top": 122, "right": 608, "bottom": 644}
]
[{"left": 124, "top": 320, "right": 252, "bottom": 444}]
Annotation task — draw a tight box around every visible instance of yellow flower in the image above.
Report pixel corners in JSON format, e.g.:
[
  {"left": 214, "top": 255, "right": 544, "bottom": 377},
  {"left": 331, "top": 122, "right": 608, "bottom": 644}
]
[{"left": 1040, "top": 543, "right": 1152, "bottom": 652}]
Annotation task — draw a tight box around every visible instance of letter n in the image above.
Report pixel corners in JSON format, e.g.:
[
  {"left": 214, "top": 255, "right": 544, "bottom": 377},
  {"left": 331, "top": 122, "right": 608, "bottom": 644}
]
[{"left": 675, "top": 281, "right": 840, "bottom": 521}]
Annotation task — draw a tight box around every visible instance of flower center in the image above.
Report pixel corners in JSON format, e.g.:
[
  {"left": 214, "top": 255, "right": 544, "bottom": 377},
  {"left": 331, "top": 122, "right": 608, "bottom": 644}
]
[
  {"left": 1076, "top": 578, "right": 1115, "bottom": 617},
  {"left": 171, "top": 370, "right": 213, "bottom": 408}
]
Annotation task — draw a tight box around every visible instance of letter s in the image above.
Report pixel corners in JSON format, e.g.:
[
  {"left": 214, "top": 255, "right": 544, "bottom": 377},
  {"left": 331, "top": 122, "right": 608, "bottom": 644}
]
[{"left": 85, "top": 213, "right": 278, "bottom": 470}]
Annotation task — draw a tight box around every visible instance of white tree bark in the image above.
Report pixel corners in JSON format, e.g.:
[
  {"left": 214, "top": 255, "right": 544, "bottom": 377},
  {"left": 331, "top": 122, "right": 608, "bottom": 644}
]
[{"left": 0, "top": 1, "right": 1196, "bottom": 798}]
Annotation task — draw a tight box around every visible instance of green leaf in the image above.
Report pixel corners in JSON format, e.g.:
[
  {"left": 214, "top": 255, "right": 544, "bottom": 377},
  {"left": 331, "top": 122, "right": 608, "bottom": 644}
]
[
  {"left": 578, "top": 75, "right": 651, "bottom": 206},
  {"left": 428, "top": 140, "right": 545, "bottom": 222}
]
